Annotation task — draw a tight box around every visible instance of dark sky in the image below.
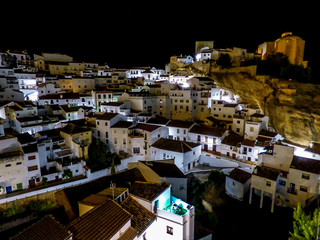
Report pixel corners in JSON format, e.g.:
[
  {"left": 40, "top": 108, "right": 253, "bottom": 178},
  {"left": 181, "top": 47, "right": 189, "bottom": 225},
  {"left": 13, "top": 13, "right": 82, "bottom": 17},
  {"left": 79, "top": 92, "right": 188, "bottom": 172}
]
[{"left": 1, "top": 2, "right": 317, "bottom": 70}]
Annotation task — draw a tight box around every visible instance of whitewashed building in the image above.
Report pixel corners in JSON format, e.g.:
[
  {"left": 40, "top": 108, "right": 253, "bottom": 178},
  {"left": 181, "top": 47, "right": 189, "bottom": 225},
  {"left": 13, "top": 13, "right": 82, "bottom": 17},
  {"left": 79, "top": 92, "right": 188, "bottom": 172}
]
[{"left": 150, "top": 138, "right": 201, "bottom": 173}]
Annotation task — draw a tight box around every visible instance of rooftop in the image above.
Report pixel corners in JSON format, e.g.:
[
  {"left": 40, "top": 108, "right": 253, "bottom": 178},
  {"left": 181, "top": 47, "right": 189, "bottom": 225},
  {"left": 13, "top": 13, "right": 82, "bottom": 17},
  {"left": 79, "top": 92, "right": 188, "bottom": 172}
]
[
  {"left": 67, "top": 200, "right": 131, "bottom": 240},
  {"left": 166, "top": 119, "right": 195, "bottom": 129},
  {"left": 12, "top": 215, "right": 72, "bottom": 240},
  {"left": 141, "top": 161, "right": 185, "bottom": 178},
  {"left": 95, "top": 112, "right": 119, "bottom": 121},
  {"left": 228, "top": 168, "right": 252, "bottom": 184},
  {"left": 130, "top": 181, "right": 170, "bottom": 202},
  {"left": 60, "top": 123, "right": 91, "bottom": 135},
  {"left": 151, "top": 138, "right": 201, "bottom": 153},
  {"left": 290, "top": 155, "right": 320, "bottom": 174},
  {"left": 189, "top": 124, "right": 224, "bottom": 137},
  {"left": 253, "top": 165, "right": 280, "bottom": 181},
  {"left": 132, "top": 123, "right": 161, "bottom": 132},
  {"left": 121, "top": 195, "right": 156, "bottom": 236}
]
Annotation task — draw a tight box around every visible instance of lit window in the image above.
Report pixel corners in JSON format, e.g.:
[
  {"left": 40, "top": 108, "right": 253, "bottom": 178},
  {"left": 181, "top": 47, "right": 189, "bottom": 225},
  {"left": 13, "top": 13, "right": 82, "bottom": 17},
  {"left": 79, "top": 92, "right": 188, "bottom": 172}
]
[
  {"left": 300, "top": 186, "right": 308, "bottom": 192},
  {"left": 167, "top": 226, "right": 173, "bottom": 235},
  {"left": 302, "top": 173, "right": 310, "bottom": 180}
]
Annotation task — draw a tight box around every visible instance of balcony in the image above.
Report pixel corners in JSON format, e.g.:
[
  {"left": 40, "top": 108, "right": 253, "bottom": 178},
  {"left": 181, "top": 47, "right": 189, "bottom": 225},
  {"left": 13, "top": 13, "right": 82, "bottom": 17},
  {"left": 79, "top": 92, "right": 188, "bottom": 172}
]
[{"left": 159, "top": 196, "right": 193, "bottom": 217}]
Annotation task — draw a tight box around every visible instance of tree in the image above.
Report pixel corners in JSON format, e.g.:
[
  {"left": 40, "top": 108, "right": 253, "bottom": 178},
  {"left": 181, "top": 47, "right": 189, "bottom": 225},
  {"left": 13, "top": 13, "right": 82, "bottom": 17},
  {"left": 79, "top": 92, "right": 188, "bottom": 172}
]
[
  {"left": 289, "top": 203, "right": 320, "bottom": 240},
  {"left": 216, "top": 53, "right": 232, "bottom": 69},
  {"left": 62, "top": 169, "right": 73, "bottom": 181},
  {"left": 41, "top": 177, "right": 48, "bottom": 186},
  {"left": 87, "top": 138, "right": 111, "bottom": 170}
]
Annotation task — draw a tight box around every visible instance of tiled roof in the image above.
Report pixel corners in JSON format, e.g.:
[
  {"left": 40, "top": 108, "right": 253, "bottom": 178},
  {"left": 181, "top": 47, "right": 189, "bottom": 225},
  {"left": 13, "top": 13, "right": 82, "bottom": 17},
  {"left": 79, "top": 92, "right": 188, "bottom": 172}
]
[
  {"left": 121, "top": 195, "right": 156, "bottom": 236},
  {"left": 253, "top": 166, "right": 279, "bottom": 181},
  {"left": 241, "top": 139, "right": 256, "bottom": 147},
  {"left": 67, "top": 200, "right": 132, "bottom": 240},
  {"left": 189, "top": 125, "right": 224, "bottom": 137},
  {"left": 290, "top": 156, "right": 320, "bottom": 174},
  {"left": 22, "top": 143, "right": 38, "bottom": 154},
  {"left": 258, "top": 129, "right": 278, "bottom": 138},
  {"left": 141, "top": 161, "right": 185, "bottom": 178},
  {"left": 132, "top": 123, "right": 161, "bottom": 132},
  {"left": 166, "top": 119, "right": 195, "bottom": 129},
  {"left": 79, "top": 194, "right": 110, "bottom": 206},
  {"left": 151, "top": 138, "right": 201, "bottom": 153},
  {"left": 60, "top": 123, "right": 91, "bottom": 135},
  {"left": 130, "top": 181, "right": 170, "bottom": 202},
  {"left": 12, "top": 215, "right": 72, "bottom": 240},
  {"left": 221, "top": 131, "right": 243, "bottom": 147},
  {"left": 228, "top": 168, "right": 252, "bottom": 184},
  {"left": 95, "top": 112, "right": 119, "bottom": 120}
]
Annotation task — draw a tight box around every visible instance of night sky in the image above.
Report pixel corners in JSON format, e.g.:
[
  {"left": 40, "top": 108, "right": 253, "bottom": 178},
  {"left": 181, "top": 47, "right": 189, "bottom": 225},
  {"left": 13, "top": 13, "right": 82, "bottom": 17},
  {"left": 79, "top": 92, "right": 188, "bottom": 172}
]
[{"left": 1, "top": 2, "right": 317, "bottom": 71}]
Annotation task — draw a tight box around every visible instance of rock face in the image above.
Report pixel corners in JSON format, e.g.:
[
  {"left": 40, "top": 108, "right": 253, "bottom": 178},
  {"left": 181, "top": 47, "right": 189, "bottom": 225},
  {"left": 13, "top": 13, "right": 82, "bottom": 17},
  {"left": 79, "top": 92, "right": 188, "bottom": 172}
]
[{"left": 192, "top": 65, "right": 320, "bottom": 146}]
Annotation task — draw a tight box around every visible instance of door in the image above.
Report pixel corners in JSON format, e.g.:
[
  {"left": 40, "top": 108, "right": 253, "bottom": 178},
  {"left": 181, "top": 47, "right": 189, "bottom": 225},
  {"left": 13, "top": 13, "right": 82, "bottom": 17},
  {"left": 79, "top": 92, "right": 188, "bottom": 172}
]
[
  {"left": 6, "top": 186, "right": 12, "bottom": 193},
  {"left": 17, "top": 183, "right": 23, "bottom": 190},
  {"left": 212, "top": 145, "right": 216, "bottom": 152},
  {"left": 29, "top": 179, "right": 35, "bottom": 188},
  {"left": 204, "top": 144, "right": 208, "bottom": 151}
]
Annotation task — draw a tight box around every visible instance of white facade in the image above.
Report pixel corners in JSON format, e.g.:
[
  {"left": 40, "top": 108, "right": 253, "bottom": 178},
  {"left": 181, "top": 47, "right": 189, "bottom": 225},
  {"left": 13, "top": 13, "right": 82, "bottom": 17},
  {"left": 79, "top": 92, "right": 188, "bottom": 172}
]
[{"left": 150, "top": 138, "right": 201, "bottom": 173}]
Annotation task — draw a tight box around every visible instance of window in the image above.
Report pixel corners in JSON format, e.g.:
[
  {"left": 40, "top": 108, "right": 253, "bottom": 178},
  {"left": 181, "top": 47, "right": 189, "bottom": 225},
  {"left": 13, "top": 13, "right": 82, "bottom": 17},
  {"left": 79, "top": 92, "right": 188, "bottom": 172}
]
[
  {"left": 167, "top": 226, "right": 173, "bottom": 235},
  {"left": 266, "top": 181, "right": 271, "bottom": 187},
  {"left": 302, "top": 173, "right": 310, "bottom": 180},
  {"left": 177, "top": 129, "right": 180, "bottom": 134},
  {"left": 16, "top": 162, "right": 22, "bottom": 165},
  {"left": 105, "top": 122, "right": 108, "bottom": 126},
  {"left": 28, "top": 155, "right": 36, "bottom": 160},
  {"left": 278, "top": 180, "right": 286, "bottom": 186},
  {"left": 300, "top": 186, "right": 308, "bottom": 192},
  {"left": 133, "top": 147, "right": 140, "bottom": 154},
  {"left": 28, "top": 165, "right": 38, "bottom": 171},
  {"left": 250, "top": 127, "right": 254, "bottom": 132},
  {"left": 5, "top": 164, "right": 11, "bottom": 167}
]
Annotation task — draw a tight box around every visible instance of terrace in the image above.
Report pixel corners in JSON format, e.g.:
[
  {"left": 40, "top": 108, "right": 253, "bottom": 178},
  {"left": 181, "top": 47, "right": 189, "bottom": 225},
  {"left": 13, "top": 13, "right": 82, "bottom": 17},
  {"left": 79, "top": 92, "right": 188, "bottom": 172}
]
[{"left": 160, "top": 196, "right": 193, "bottom": 217}]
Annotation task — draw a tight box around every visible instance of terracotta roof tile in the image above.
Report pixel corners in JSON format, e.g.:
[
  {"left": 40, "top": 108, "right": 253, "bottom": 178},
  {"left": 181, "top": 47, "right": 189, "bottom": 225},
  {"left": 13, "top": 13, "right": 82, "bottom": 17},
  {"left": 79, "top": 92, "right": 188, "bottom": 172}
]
[
  {"left": 12, "top": 215, "right": 72, "bottom": 240},
  {"left": 121, "top": 196, "right": 156, "bottom": 236},
  {"left": 151, "top": 138, "right": 200, "bottom": 153},
  {"left": 67, "top": 200, "right": 132, "bottom": 240},
  {"left": 130, "top": 181, "right": 170, "bottom": 202}
]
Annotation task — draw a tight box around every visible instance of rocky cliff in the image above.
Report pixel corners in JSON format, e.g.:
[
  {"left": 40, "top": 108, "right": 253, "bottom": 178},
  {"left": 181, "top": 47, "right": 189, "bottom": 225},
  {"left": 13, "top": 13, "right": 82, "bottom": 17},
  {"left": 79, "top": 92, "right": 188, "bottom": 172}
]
[{"left": 192, "top": 64, "right": 320, "bottom": 146}]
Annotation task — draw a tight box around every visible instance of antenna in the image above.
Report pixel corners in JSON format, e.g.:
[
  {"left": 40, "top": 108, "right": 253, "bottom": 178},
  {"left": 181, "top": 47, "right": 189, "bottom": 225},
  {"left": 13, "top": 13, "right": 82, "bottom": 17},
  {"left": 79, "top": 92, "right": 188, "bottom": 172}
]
[{"left": 110, "top": 181, "right": 116, "bottom": 199}]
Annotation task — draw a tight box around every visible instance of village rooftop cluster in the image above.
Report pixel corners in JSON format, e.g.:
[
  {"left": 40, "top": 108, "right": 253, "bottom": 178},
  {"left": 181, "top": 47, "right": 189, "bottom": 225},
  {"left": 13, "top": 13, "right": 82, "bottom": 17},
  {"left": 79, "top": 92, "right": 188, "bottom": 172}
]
[{"left": 0, "top": 32, "right": 317, "bottom": 239}]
